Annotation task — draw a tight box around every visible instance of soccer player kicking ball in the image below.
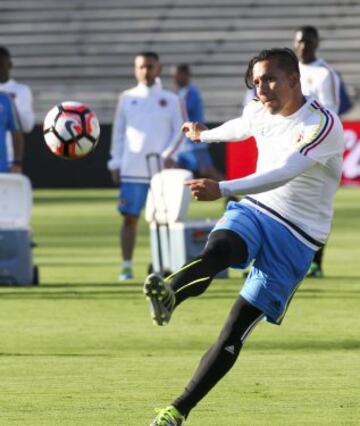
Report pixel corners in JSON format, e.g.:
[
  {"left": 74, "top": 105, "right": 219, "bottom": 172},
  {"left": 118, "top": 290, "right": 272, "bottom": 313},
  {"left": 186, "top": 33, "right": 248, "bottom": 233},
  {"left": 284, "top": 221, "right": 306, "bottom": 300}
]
[{"left": 144, "top": 48, "right": 344, "bottom": 426}]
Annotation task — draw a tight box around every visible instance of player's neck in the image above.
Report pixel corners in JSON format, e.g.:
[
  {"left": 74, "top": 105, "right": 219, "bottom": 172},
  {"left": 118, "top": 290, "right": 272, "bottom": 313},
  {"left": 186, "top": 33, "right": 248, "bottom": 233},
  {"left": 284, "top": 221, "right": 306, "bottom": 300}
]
[
  {"left": 281, "top": 94, "right": 306, "bottom": 117},
  {"left": 301, "top": 55, "right": 317, "bottom": 65}
]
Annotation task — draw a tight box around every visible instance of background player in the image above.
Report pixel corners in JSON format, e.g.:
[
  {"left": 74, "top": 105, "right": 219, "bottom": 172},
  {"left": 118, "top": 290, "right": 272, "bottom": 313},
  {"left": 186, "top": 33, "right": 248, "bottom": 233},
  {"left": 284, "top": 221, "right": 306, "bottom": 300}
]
[
  {"left": 0, "top": 91, "right": 24, "bottom": 173},
  {"left": 0, "top": 46, "right": 35, "bottom": 171},
  {"left": 171, "top": 63, "right": 224, "bottom": 181},
  {"left": 293, "top": 25, "right": 350, "bottom": 277},
  {"left": 108, "top": 52, "right": 185, "bottom": 281}
]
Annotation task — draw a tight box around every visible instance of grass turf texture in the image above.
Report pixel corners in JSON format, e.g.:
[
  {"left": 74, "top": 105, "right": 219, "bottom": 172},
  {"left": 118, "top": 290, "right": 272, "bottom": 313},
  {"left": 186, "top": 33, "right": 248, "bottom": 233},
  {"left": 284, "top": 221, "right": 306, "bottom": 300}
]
[{"left": 0, "top": 188, "right": 359, "bottom": 425}]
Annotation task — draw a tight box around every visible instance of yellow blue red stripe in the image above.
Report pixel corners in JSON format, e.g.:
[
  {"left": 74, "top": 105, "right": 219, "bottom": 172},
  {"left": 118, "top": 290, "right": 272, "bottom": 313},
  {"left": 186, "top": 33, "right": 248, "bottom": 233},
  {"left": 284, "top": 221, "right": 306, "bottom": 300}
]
[{"left": 299, "top": 101, "right": 334, "bottom": 156}]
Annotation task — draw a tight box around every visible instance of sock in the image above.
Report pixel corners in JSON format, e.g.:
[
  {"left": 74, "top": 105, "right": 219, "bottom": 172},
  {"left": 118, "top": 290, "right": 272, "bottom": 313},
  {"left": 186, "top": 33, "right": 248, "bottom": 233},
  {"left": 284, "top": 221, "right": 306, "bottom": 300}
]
[{"left": 123, "top": 260, "right": 132, "bottom": 270}]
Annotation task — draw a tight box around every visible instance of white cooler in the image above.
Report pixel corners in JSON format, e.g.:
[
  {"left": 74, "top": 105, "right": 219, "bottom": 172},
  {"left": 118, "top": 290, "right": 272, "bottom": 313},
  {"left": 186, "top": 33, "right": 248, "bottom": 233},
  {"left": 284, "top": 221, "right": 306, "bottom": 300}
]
[
  {"left": 145, "top": 169, "right": 228, "bottom": 278},
  {"left": 0, "top": 174, "right": 38, "bottom": 285},
  {"left": 149, "top": 220, "right": 228, "bottom": 278}
]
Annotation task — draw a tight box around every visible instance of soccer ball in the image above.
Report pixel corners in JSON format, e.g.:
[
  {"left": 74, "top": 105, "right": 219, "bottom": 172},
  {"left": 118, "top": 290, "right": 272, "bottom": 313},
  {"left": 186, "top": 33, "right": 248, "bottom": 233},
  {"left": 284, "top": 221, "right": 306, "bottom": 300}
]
[{"left": 43, "top": 101, "right": 100, "bottom": 159}]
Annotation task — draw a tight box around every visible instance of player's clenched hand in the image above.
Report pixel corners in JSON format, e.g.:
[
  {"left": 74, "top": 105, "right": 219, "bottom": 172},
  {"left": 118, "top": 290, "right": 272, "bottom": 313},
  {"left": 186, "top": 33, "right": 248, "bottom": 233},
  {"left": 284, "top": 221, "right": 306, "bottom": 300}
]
[
  {"left": 181, "top": 121, "right": 208, "bottom": 142},
  {"left": 110, "top": 169, "right": 121, "bottom": 185},
  {"left": 185, "top": 178, "right": 221, "bottom": 201},
  {"left": 10, "top": 164, "right": 22, "bottom": 174},
  {"left": 163, "top": 156, "right": 177, "bottom": 169}
]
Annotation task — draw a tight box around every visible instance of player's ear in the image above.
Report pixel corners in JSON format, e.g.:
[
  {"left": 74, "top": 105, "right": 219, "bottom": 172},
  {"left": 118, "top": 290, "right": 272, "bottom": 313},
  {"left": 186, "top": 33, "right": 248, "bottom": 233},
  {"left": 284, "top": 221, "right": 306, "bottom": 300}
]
[{"left": 289, "top": 72, "right": 300, "bottom": 89}]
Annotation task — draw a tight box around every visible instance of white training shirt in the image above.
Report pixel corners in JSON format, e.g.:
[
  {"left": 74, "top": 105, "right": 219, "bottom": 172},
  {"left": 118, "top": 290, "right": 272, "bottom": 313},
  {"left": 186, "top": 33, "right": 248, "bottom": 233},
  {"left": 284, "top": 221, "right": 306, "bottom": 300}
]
[
  {"left": 108, "top": 82, "right": 186, "bottom": 183},
  {"left": 299, "top": 59, "right": 340, "bottom": 114},
  {"left": 0, "top": 79, "right": 35, "bottom": 165},
  {"left": 200, "top": 97, "right": 344, "bottom": 250}
]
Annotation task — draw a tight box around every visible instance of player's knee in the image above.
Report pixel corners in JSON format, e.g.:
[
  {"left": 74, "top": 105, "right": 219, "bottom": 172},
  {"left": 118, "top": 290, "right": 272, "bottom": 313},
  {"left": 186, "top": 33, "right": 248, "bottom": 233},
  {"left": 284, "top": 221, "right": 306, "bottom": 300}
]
[
  {"left": 204, "top": 230, "right": 231, "bottom": 259},
  {"left": 204, "top": 229, "right": 248, "bottom": 265},
  {"left": 123, "top": 214, "right": 139, "bottom": 227}
]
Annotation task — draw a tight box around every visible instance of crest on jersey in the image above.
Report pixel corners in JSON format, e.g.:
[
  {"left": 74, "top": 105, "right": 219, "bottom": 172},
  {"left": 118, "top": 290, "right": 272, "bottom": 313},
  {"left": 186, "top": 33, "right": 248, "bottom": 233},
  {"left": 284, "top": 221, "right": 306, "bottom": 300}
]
[
  {"left": 295, "top": 131, "right": 304, "bottom": 144},
  {"left": 159, "top": 99, "right": 167, "bottom": 107}
]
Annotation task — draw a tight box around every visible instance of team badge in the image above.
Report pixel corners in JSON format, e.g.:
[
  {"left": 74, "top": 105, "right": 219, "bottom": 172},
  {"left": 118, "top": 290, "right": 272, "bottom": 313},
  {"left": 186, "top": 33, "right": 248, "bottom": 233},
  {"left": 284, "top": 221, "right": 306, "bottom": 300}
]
[
  {"left": 295, "top": 131, "right": 304, "bottom": 144},
  {"left": 159, "top": 99, "right": 167, "bottom": 107}
]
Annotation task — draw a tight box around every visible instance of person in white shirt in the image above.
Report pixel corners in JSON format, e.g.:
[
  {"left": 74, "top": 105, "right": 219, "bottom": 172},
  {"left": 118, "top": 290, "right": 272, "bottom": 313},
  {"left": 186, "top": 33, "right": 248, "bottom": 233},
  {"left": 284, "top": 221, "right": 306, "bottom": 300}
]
[
  {"left": 143, "top": 48, "right": 344, "bottom": 426},
  {"left": 293, "top": 25, "right": 341, "bottom": 277},
  {"left": 108, "top": 51, "right": 185, "bottom": 281},
  {"left": 294, "top": 26, "right": 340, "bottom": 115},
  {"left": 0, "top": 46, "right": 35, "bottom": 170}
]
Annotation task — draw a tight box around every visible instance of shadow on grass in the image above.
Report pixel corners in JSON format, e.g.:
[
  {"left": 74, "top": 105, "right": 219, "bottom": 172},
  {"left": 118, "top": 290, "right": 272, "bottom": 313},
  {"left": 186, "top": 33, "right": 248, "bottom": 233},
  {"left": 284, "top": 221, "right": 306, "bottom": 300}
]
[
  {"left": 0, "top": 352, "right": 118, "bottom": 357},
  {"left": 2, "top": 280, "right": 360, "bottom": 300},
  {"left": 37, "top": 283, "right": 143, "bottom": 288},
  {"left": 34, "top": 195, "right": 115, "bottom": 204},
  {"left": 0, "top": 338, "right": 359, "bottom": 356},
  {"left": 0, "top": 282, "right": 146, "bottom": 299},
  {"left": 250, "top": 339, "right": 360, "bottom": 352},
  {"left": 0, "top": 291, "right": 144, "bottom": 299}
]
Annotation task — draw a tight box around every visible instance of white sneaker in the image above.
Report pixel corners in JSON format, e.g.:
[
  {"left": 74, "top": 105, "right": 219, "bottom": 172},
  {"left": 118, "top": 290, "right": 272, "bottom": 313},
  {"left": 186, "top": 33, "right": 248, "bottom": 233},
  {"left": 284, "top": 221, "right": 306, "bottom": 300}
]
[{"left": 118, "top": 268, "right": 134, "bottom": 281}]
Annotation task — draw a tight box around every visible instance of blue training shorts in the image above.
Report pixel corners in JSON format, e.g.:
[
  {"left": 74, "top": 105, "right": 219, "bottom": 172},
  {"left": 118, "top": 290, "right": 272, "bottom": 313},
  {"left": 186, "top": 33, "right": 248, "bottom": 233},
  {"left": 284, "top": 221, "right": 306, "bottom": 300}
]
[
  {"left": 211, "top": 201, "right": 315, "bottom": 325},
  {"left": 118, "top": 182, "right": 150, "bottom": 216}
]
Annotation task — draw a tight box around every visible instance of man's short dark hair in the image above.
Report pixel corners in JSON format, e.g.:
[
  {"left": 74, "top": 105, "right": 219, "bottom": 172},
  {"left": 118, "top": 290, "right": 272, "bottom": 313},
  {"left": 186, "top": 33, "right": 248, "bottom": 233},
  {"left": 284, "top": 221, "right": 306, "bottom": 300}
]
[
  {"left": 0, "top": 46, "right": 11, "bottom": 59},
  {"left": 174, "top": 63, "right": 191, "bottom": 75},
  {"left": 245, "top": 48, "right": 300, "bottom": 89},
  {"left": 295, "top": 25, "right": 319, "bottom": 40},
  {"left": 135, "top": 51, "right": 159, "bottom": 61}
]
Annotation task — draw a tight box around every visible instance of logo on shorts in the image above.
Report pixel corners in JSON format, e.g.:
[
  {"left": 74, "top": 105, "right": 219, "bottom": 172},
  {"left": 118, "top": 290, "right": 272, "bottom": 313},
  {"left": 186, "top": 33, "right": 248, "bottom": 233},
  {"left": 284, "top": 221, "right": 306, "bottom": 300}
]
[
  {"left": 217, "top": 217, "right": 227, "bottom": 225},
  {"left": 118, "top": 198, "right": 127, "bottom": 209}
]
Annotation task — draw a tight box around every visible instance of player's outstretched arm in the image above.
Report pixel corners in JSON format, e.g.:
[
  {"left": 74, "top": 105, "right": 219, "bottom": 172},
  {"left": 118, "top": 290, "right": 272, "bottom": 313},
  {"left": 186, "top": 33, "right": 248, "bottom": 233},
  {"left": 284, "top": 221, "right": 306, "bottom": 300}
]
[
  {"left": 185, "top": 178, "right": 221, "bottom": 201},
  {"left": 219, "top": 151, "right": 316, "bottom": 197}
]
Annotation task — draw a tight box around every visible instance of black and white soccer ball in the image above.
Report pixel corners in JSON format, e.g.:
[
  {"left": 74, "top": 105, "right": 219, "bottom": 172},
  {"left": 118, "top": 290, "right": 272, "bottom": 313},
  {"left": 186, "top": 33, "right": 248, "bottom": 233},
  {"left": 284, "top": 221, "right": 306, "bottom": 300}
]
[{"left": 43, "top": 101, "right": 100, "bottom": 159}]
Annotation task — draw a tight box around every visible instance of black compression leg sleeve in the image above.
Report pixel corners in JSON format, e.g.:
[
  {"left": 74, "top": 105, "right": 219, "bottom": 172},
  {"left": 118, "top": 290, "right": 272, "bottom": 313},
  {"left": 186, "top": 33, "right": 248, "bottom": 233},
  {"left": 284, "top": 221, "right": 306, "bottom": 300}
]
[
  {"left": 313, "top": 246, "right": 324, "bottom": 266},
  {"left": 167, "top": 230, "right": 248, "bottom": 306},
  {"left": 173, "top": 296, "right": 264, "bottom": 417}
]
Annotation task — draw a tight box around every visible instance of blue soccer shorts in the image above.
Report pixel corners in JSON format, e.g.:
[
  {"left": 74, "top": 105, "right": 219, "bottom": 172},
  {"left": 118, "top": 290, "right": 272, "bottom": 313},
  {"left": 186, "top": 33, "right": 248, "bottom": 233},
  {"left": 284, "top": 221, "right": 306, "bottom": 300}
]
[
  {"left": 211, "top": 201, "right": 315, "bottom": 325},
  {"left": 118, "top": 182, "right": 150, "bottom": 216}
]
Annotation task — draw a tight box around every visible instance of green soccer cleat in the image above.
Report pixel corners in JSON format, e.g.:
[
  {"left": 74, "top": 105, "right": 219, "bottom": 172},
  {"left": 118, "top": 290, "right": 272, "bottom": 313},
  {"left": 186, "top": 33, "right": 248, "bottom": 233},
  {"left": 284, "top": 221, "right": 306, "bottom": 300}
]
[
  {"left": 306, "top": 262, "right": 324, "bottom": 278},
  {"left": 143, "top": 273, "right": 175, "bottom": 326},
  {"left": 149, "top": 405, "right": 185, "bottom": 426}
]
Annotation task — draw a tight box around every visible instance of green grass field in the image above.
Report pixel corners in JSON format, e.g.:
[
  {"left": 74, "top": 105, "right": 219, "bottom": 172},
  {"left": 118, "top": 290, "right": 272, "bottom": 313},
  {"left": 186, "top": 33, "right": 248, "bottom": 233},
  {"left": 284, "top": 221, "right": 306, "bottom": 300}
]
[{"left": 0, "top": 188, "right": 359, "bottom": 425}]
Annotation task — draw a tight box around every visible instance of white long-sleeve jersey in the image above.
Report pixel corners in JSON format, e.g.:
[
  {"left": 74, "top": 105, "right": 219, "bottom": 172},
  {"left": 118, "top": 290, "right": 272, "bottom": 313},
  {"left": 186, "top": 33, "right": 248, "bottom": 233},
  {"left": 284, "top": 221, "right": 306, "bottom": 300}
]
[
  {"left": 200, "top": 97, "right": 344, "bottom": 249},
  {"left": 299, "top": 58, "right": 340, "bottom": 114},
  {"left": 108, "top": 82, "right": 186, "bottom": 183},
  {"left": 0, "top": 78, "right": 35, "bottom": 164}
]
